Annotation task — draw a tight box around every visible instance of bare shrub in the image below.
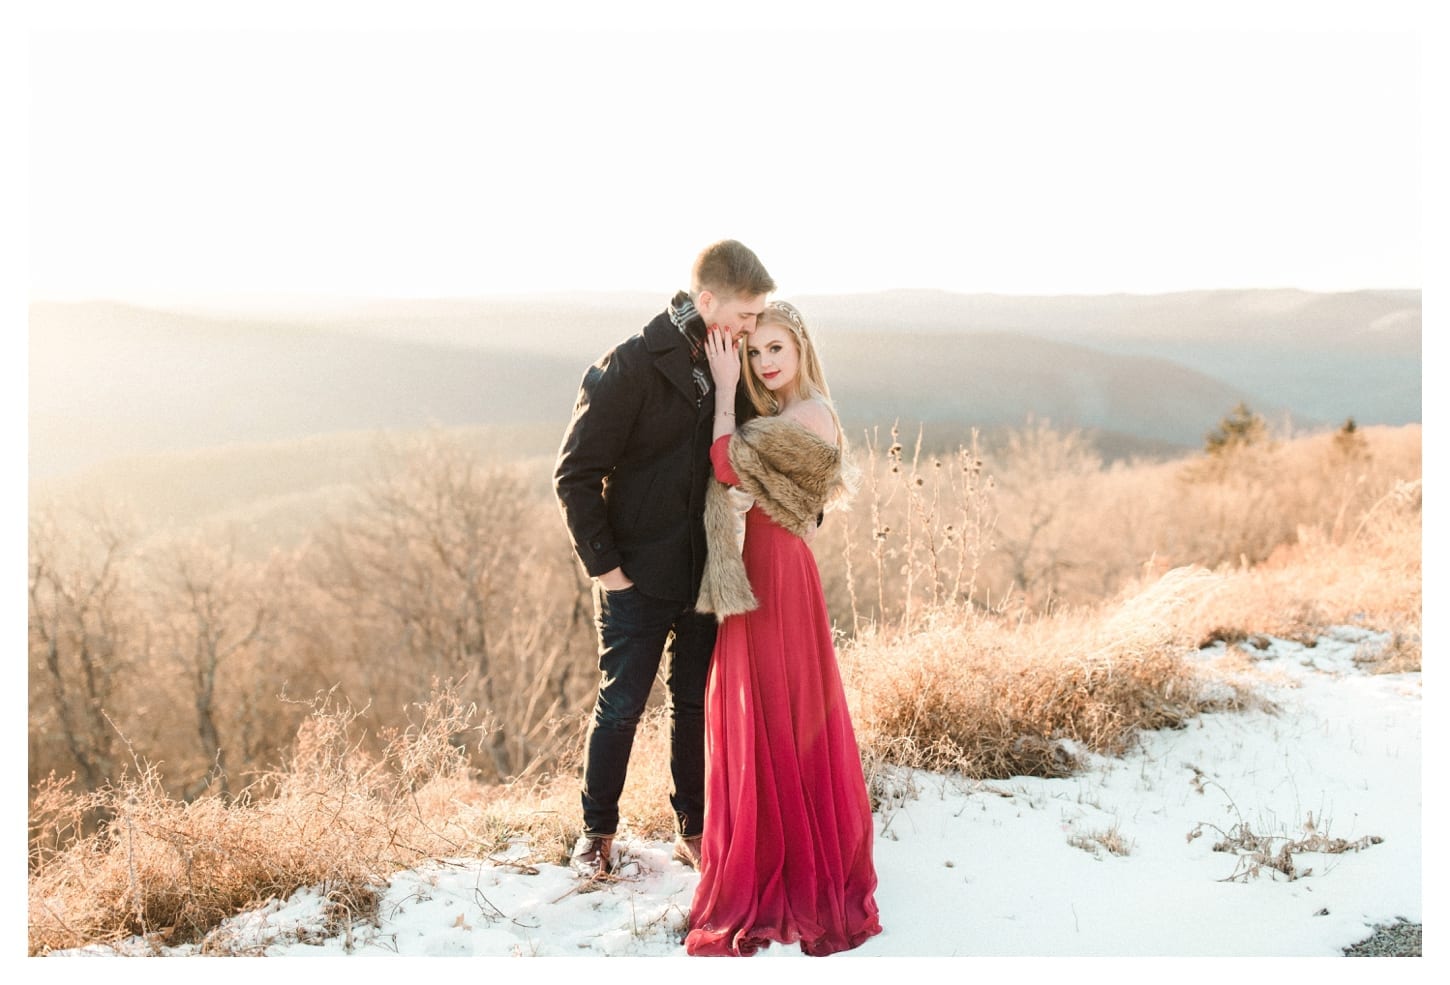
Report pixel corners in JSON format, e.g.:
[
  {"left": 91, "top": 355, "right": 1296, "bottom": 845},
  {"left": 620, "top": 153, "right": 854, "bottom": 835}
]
[
  {"left": 299, "top": 429, "right": 595, "bottom": 781},
  {"left": 989, "top": 416, "right": 1103, "bottom": 608},
  {"left": 1187, "top": 778, "right": 1383, "bottom": 882}
]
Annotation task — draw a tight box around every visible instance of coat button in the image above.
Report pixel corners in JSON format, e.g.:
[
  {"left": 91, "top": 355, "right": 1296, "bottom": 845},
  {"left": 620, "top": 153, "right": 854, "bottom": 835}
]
[{"left": 591, "top": 541, "right": 602, "bottom": 550}]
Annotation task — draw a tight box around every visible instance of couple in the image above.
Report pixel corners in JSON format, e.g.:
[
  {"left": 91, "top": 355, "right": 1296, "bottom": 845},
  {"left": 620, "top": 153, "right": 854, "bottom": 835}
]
[{"left": 553, "top": 240, "right": 882, "bottom": 957}]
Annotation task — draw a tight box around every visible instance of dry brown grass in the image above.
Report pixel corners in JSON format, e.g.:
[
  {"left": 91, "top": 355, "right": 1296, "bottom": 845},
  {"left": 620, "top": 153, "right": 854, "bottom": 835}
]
[
  {"left": 840, "top": 566, "right": 1250, "bottom": 788},
  {"left": 1068, "top": 823, "right": 1133, "bottom": 858},
  {"left": 27, "top": 422, "right": 1422, "bottom": 955},
  {"left": 1179, "top": 475, "right": 1422, "bottom": 671},
  {"left": 483, "top": 706, "right": 697, "bottom": 850},
  {"left": 819, "top": 422, "right": 1422, "bottom": 624},
  {"left": 26, "top": 687, "right": 571, "bottom": 955},
  {"left": 25, "top": 702, "right": 685, "bottom": 955},
  {"left": 1186, "top": 780, "right": 1387, "bottom": 884}
]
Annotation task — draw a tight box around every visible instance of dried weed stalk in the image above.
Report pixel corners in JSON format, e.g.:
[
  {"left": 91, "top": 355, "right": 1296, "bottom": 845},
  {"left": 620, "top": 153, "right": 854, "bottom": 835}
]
[{"left": 1186, "top": 776, "right": 1384, "bottom": 882}]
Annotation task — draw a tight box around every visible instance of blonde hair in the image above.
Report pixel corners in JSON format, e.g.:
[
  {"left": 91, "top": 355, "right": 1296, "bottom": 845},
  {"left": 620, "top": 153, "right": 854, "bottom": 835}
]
[{"left": 741, "top": 300, "right": 857, "bottom": 507}]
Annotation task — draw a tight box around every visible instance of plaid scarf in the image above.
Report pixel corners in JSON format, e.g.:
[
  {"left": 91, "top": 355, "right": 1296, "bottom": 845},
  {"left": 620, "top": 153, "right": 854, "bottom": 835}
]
[{"left": 668, "top": 290, "right": 712, "bottom": 399}]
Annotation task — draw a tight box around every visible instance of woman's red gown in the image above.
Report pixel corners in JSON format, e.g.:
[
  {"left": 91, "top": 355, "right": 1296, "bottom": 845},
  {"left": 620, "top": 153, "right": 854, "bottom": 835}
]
[{"left": 685, "top": 435, "right": 882, "bottom": 957}]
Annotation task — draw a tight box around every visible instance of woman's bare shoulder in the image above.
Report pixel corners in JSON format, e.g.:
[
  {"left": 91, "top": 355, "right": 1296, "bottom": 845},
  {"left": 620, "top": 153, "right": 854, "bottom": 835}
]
[{"left": 780, "top": 398, "right": 837, "bottom": 444}]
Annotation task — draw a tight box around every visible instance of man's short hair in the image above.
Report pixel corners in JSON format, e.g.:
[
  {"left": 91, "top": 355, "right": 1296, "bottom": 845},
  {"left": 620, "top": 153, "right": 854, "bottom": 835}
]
[{"left": 691, "top": 240, "right": 776, "bottom": 300}]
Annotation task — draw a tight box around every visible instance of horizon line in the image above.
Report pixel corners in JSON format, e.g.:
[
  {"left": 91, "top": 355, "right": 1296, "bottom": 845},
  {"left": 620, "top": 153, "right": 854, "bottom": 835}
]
[{"left": 28, "top": 283, "right": 1424, "bottom": 308}]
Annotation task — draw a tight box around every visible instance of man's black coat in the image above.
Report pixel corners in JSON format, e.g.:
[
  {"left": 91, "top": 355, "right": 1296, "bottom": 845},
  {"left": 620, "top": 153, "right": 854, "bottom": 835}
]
[{"left": 554, "top": 307, "right": 724, "bottom": 604}]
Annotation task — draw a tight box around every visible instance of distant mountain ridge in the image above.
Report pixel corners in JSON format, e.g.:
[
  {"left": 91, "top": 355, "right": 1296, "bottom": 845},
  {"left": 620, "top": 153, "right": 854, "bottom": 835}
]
[
  {"left": 29, "top": 288, "right": 1420, "bottom": 481},
  {"left": 825, "top": 330, "right": 1263, "bottom": 451}
]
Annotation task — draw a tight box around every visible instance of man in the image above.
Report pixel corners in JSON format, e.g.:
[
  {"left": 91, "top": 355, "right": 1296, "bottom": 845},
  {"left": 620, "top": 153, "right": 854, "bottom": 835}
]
[{"left": 554, "top": 240, "right": 775, "bottom": 878}]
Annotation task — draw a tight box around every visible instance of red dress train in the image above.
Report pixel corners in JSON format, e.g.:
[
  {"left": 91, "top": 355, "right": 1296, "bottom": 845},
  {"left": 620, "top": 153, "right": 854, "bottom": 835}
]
[{"left": 685, "top": 435, "right": 882, "bottom": 957}]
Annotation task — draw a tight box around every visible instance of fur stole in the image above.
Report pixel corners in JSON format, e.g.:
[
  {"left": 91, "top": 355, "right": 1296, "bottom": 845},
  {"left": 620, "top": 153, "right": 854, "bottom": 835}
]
[{"left": 696, "top": 415, "right": 846, "bottom": 618}]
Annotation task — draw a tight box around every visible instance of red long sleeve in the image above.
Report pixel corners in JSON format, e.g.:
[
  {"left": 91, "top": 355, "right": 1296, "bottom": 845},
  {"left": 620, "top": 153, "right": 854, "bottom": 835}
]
[{"left": 710, "top": 434, "right": 741, "bottom": 486}]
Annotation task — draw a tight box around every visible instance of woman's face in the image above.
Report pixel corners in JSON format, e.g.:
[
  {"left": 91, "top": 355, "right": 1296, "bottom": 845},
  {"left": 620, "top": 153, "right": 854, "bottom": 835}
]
[{"left": 746, "top": 323, "right": 800, "bottom": 394}]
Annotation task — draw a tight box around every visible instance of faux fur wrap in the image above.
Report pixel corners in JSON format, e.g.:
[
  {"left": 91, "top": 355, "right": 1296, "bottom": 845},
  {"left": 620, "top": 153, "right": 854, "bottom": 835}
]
[{"left": 696, "top": 415, "right": 846, "bottom": 618}]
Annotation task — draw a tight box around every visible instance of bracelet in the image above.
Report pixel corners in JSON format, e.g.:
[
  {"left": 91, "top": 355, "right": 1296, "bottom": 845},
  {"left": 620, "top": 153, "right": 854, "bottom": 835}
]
[{"left": 716, "top": 411, "right": 735, "bottom": 417}]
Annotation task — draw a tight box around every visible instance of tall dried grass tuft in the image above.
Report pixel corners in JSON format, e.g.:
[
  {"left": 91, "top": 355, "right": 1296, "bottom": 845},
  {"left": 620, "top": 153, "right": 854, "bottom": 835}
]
[
  {"left": 1181, "top": 476, "right": 1422, "bottom": 666},
  {"left": 841, "top": 566, "right": 1238, "bottom": 788},
  {"left": 26, "top": 685, "right": 550, "bottom": 955},
  {"left": 820, "top": 423, "right": 998, "bottom": 633}
]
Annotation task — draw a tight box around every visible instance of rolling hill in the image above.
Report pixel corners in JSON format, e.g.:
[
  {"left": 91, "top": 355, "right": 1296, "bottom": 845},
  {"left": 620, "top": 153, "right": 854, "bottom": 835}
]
[{"left": 28, "top": 288, "right": 1420, "bottom": 530}]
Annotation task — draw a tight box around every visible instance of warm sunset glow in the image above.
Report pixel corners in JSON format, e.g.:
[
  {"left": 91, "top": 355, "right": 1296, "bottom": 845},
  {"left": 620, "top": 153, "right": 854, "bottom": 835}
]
[{"left": 28, "top": 20, "right": 1420, "bottom": 303}]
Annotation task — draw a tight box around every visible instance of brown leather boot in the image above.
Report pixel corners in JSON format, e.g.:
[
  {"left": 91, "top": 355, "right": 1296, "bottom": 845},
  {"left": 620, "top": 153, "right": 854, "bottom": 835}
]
[
  {"left": 671, "top": 834, "right": 702, "bottom": 870},
  {"left": 570, "top": 835, "right": 614, "bottom": 878}
]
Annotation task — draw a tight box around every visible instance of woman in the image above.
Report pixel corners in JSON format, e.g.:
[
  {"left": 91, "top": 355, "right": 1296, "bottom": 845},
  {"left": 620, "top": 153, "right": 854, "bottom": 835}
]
[{"left": 684, "top": 300, "right": 882, "bottom": 957}]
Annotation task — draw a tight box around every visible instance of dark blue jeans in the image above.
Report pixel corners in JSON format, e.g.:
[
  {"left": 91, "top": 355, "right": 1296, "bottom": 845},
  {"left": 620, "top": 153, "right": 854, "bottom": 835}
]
[{"left": 581, "top": 582, "right": 717, "bottom": 839}]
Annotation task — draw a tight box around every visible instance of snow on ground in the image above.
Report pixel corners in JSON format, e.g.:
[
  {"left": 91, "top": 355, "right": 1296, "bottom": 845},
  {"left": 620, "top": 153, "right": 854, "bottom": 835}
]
[{"left": 55, "top": 627, "right": 1422, "bottom": 963}]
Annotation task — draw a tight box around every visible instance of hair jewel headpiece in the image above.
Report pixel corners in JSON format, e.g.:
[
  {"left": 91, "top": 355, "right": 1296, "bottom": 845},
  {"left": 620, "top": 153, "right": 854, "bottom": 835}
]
[{"left": 768, "top": 300, "right": 806, "bottom": 333}]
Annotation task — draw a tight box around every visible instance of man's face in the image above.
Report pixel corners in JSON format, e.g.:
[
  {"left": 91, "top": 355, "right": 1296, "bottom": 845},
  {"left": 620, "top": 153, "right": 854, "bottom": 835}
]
[{"left": 698, "top": 291, "right": 768, "bottom": 341}]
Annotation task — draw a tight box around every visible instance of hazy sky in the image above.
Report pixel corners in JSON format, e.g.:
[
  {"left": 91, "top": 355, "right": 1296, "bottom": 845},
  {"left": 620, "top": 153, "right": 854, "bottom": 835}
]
[{"left": 24, "top": 6, "right": 1428, "bottom": 302}]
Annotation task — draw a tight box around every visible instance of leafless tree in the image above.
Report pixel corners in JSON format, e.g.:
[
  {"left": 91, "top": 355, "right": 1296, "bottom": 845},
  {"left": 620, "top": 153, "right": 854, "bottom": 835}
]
[
  {"left": 28, "top": 505, "right": 136, "bottom": 793},
  {"left": 147, "top": 533, "right": 274, "bottom": 798},
  {"left": 990, "top": 417, "right": 1103, "bottom": 606},
  {"left": 305, "top": 431, "right": 594, "bottom": 780}
]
